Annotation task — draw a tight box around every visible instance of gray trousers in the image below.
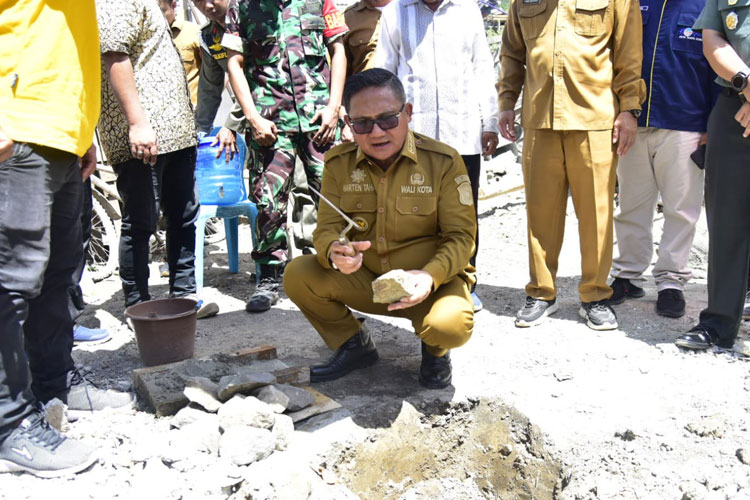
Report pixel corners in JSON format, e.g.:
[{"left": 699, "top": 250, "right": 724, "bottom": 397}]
[
  {"left": 699, "top": 91, "right": 750, "bottom": 347},
  {"left": 611, "top": 127, "right": 704, "bottom": 291}
]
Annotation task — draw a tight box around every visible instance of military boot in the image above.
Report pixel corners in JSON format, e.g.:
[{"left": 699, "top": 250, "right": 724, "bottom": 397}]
[
  {"left": 419, "top": 342, "right": 452, "bottom": 389},
  {"left": 245, "top": 264, "right": 282, "bottom": 313},
  {"left": 310, "top": 324, "right": 379, "bottom": 382}
]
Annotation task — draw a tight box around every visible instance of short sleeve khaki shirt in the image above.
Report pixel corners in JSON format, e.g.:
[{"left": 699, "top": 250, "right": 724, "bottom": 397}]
[
  {"left": 343, "top": 1, "right": 382, "bottom": 77},
  {"left": 314, "top": 131, "right": 477, "bottom": 289}
]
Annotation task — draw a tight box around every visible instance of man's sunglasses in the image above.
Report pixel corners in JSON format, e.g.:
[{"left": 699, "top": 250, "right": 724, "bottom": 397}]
[{"left": 347, "top": 105, "right": 405, "bottom": 134}]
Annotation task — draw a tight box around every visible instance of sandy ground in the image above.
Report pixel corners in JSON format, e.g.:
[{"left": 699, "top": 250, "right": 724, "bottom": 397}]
[{"left": 3, "top": 152, "right": 749, "bottom": 500}]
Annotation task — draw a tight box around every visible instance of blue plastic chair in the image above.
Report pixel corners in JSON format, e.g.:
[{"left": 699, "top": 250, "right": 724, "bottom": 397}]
[{"left": 195, "top": 130, "right": 258, "bottom": 290}]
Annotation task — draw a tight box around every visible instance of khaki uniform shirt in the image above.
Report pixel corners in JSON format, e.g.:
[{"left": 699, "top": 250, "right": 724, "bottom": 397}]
[
  {"left": 343, "top": 0, "right": 382, "bottom": 77},
  {"left": 498, "top": 0, "right": 646, "bottom": 130},
  {"left": 314, "top": 131, "right": 477, "bottom": 289},
  {"left": 171, "top": 17, "right": 202, "bottom": 107}
]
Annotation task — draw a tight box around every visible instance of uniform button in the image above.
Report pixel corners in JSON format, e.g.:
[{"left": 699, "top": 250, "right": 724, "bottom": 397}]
[
  {"left": 381, "top": 258, "right": 387, "bottom": 264},
  {"left": 412, "top": 206, "right": 418, "bottom": 213},
  {"left": 378, "top": 207, "right": 384, "bottom": 213},
  {"left": 380, "top": 178, "right": 386, "bottom": 184},
  {"left": 378, "top": 236, "right": 384, "bottom": 243},
  {"left": 356, "top": 202, "right": 362, "bottom": 209}
]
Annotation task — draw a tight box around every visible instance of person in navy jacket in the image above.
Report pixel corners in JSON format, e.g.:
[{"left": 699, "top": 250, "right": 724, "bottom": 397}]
[{"left": 609, "top": 0, "right": 719, "bottom": 318}]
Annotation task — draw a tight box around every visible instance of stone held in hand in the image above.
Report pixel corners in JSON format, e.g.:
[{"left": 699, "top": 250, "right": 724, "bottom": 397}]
[
  {"left": 217, "top": 371, "right": 276, "bottom": 402},
  {"left": 252, "top": 385, "right": 290, "bottom": 413},
  {"left": 372, "top": 269, "right": 416, "bottom": 304},
  {"left": 272, "top": 384, "right": 315, "bottom": 412},
  {"left": 183, "top": 376, "right": 222, "bottom": 413}
]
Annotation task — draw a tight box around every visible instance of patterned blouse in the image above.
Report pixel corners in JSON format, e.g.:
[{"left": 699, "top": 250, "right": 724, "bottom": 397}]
[{"left": 96, "top": 0, "right": 197, "bottom": 165}]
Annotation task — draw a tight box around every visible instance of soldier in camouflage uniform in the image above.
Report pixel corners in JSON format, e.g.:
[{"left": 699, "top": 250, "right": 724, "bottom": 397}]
[{"left": 224, "top": 0, "right": 348, "bottom": 312}]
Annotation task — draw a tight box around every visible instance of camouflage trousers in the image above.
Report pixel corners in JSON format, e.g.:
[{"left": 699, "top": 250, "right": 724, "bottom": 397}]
[{"left": 248, "top": 131, "right": 331, "bottom": 265}]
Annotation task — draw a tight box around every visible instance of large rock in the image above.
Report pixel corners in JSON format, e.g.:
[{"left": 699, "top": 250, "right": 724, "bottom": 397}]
[
  {"left": 271, "top": 414, "right": 294, "bottom": 451},
  {"left": 252, "top": 385, "right": 290, "bottom": 413},
  {"left": 184, "top": 377, "right": 222, "bottom": 413},
  {"left": 230, "top": 451, "right": 314, "bottom": 500},
  {"left": 219, "top": 426, "right": 274, "bottom": 466},
  {"left": 171, "top": 405, "right": 214, "bottom": 429},
  {"left": 271, "top": 384, "right": 315, "bottom": 412},
  {"left": 218, "top": 372, "right": 276, "bottom": 402},
  {"left": 170, "top": 420, "right": 221, "bottom": 456},
  {"left": 372, "top": 269, "right": 415, "bottom": 303},
  {"left": 218, "top": 395, "right": 275, "bottom": 431}
]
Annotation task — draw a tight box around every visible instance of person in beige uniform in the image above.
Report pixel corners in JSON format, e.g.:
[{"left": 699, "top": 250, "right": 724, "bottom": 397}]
[
  {"left": 284, "top": 68, "right": 476, "bottom": 389},
  {"left": 160, "top": 0, "right": 202, "bottom": 107},
  {"left": 498, "top": 0, "right": 645, "bottom": 330},
  {"left": 343, "top": 0, "right": 390, "bottom": 78}
]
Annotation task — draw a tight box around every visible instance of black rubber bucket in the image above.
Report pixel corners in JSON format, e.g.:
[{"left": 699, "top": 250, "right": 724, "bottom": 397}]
[{"left": 125, "top": 298, "right": 197, "bottom": 367}]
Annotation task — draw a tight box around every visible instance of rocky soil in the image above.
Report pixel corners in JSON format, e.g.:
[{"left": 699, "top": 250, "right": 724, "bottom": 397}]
[{"left": 3, "top": 152, "right": 749, "bottom": 500}]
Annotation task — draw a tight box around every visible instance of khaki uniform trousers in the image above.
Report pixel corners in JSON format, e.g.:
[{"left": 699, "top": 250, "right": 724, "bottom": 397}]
[
  {"left": 284, "top": 255, "right": 474, "bottom": 357},
  {"left": 523, "top": 129, "right": 618, "bottom": 303},
  {"left": 611, "top": 128, "right": 704, "bottom": 291}
]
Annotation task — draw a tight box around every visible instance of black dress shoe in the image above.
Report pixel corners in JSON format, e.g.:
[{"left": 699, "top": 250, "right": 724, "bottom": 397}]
[
  {"left": 656, "top": 289, "right": 685, "bottom": 318},
  {"left": 419, "top": 342, "right": 452, "bottom": 389},
  {"left": 608, "top": 278, "right": 645, "bottom": 305},
  {"left": 675, "top": 326, "right": 718, "bottom": 351},
  {"left": 310, "top": 327, "right": 378, "bottom": 382}
]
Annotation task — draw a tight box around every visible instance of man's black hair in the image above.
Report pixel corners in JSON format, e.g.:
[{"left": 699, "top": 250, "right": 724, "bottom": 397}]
[{"left": 343, "top": 68, "right": 406, "bottom": 111}]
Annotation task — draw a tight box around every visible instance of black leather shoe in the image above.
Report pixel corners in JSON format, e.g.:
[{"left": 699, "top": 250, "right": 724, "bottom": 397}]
[
  {"left": 310, "top": 327, "right": 378, "bottom": 382},
  {"left": 675, "top": 326, "right": 718, "bottom": 351},
  {"left": 419, "top": 342, "right": 452, "bottom": 389}
]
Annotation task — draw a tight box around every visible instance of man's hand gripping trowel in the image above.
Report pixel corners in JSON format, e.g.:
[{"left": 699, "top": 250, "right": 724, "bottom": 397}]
[{"left": 308, "top": 185, "right": 367, "bottom": 248}]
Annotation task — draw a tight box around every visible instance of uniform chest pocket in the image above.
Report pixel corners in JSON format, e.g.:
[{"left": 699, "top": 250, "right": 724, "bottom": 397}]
[
  {"left": 673, "top": 12, "right": 703, "bottom": 54},
  {"left": 518, "top": 0, "right": 548, "bottom": 40},
  {"left": 301, "top": 16, "right": 327, "bottom": 58},
  {"left": 719, "top": 0, "right": 750, "bottom": 40},
  {"left": 574, "top": 0, "right": 610, "bottom": 36},
  {"left": 249, "top": 35, "right": 281, "bottom": 66},
  {"left": 394, "top": 196, "right": 438, "bottom": 242}
]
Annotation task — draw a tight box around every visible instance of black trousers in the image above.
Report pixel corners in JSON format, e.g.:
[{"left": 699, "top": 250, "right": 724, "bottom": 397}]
[
  {"left": 699, "top": 92, "right": 750, "bottom": 347},
  {"left": 0, "top": 143, "right": 82, "bottom": 441},
  {"left": 114, "top": 147, "right": 199, "bottom": 307},
  {"left": 462, "top": 154, "right": 481, "bottom": 291},
  {"left": 68, "top": 178, "right": 93, "bottom": 321}
]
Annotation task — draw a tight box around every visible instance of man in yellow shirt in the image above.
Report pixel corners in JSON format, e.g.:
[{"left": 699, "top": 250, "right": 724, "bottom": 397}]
[
  {"left": 284, "top": 68, "right": 476, "bottom": 389},
  {"left": 0, "top": 0, "right": 101, "bottom": 477},
  {"left": 498, "top": 0, "right": 645, "bottom": 330},
  {"left": 160, "top": 0, "right": 203, "bottom": 107}
]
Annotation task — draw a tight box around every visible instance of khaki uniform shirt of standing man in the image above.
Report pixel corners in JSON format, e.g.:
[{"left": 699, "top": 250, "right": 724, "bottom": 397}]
[
  {"left": 498, "top": 0, "right": 645, "bottom": 331},
  {"left": 160, "top": 0, "right": 203, "bottom": 107},
  {"left": 343, "top": 0, "right": 390, "bottom": 78}
]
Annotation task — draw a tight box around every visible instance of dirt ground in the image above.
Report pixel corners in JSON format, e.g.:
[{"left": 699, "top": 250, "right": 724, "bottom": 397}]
[{"left": 3, "top": 152, "right": 749, "bottom": 499}]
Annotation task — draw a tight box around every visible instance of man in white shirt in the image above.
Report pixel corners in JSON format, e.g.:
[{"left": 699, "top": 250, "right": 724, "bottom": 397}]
[{"left": 375, "top": 0, "right": 499, "bottom": 312}]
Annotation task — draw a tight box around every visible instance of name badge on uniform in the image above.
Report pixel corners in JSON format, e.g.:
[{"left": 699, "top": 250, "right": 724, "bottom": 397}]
[
  {"left": 727, "top": 11, "right": 739, "bottom": 30},
  {"left": 303, "top": 0, "right": 322, "bottom": 14},
  {"left": 522, "top": 0, "right": 541, "bottom": 4}
]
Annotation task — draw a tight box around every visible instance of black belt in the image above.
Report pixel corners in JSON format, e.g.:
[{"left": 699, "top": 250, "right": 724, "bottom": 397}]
[{"left": 722, "top": 86, "right": 743, "bottom": 99}]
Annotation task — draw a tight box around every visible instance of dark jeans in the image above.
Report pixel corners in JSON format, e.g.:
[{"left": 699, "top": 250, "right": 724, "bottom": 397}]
[
  {"left": 114, "top": 147, "right": 199, "bottom": 307},
  {"left": 462, "top": 154, "right": 481, "bottom": 291},
  {"left": 0, "top": 143, "right": 82, "bottom": 441},
  {"left": 68, "top": 178, "right": 93, "bottom": 321},
  {"left": 699, "top": 93, "right": 750, "bottom": 347}
]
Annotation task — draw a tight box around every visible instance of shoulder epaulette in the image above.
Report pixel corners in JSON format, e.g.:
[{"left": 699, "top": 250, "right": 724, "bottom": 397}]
[
  {"left": 413, "top": 132, "right": 460, "bottom": 159},
  {"left": 324, "top": 141, "right": 358, "bottom": 161}
]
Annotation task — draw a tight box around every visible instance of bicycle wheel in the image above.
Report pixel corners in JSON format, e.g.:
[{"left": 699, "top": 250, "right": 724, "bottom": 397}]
[{"left": 87, "top": 198, "right": 119, "bottom": 282}]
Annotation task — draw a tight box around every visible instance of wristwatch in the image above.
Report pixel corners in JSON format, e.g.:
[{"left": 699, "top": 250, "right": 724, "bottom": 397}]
[
  {"left": 627, "top": 109, "right": 642, "bottom": 119},
  {"left": 732, "top": 71, "right": 749, "bottom": 93}
]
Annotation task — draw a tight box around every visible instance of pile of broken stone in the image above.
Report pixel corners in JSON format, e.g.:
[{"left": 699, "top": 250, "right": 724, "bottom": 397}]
[{"left": 177, "top": 371, "right": 316, "bottom": 466}]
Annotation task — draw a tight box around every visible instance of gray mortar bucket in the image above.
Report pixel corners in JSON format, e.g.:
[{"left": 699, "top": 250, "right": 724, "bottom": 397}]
[{"left": 125, "top": 298, "right": 197, "bottom": 367}]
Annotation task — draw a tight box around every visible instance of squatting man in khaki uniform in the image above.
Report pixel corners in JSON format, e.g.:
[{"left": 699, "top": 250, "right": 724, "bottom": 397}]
[
  {"left": 284, "top": 68, "right": 476, "bottom": 389},
  {"left": 498, "top": 0, "right": 645, "bottom": 330}
]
